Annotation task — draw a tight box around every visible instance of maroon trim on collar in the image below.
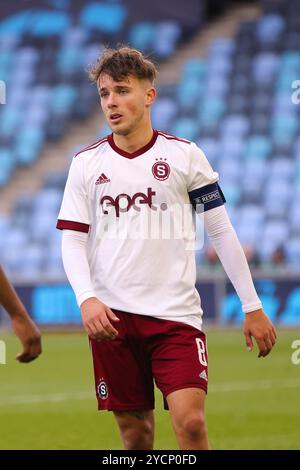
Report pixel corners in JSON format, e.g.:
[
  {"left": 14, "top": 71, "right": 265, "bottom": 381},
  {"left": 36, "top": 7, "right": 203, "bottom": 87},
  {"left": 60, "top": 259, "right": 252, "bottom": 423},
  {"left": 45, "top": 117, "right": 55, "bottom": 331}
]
[{"left": 108, "top": 130, "right": 158, "bottom": 159}]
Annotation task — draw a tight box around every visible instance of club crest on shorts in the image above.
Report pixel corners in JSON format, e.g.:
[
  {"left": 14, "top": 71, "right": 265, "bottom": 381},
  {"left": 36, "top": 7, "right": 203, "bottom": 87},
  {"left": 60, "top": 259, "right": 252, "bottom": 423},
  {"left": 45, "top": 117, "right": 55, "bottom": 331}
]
[
  {"left": 97, "top": 379, "right": 108, "bottom": 400},
  {"left": 152, "top": 158, "right": 170, "bottom": 181}
]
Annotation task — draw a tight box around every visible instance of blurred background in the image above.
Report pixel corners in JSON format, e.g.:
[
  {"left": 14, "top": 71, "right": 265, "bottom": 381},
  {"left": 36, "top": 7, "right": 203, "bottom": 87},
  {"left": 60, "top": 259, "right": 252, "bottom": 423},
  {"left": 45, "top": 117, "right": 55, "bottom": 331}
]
[
  {"left": 1, "top": 0, "right": 300, "bottom": 327},
  {"left": 0, "top": 0, "right": 300, "bottom": 450}
]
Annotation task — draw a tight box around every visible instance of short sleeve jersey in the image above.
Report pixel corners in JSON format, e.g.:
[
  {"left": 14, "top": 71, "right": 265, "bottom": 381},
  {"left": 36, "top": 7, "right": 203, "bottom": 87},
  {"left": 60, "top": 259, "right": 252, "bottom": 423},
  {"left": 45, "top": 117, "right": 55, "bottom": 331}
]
[{"left": 57, "top": 130, "right": 225, "bottom": 330}]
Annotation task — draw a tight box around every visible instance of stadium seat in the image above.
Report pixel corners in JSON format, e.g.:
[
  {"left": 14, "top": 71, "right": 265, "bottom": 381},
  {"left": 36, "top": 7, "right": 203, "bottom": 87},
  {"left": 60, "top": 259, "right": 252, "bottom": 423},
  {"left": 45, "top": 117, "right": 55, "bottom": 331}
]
[
  {"left": 181, "top": 59, "right": 207, "bottom": 81},
  {"left": 244, "top": 135, "right": 272, "bottom": 160},
  {"left": 154, "top": 21, "right": 181, "bottom": 59},
  {"left": 80, "top": 3, "right": 127, "bottom": 34},
  {"left": 128, "top": 22, "right": 156, "bottom": 52},
  {"left": 171, "top": 117, "right": 200, "bottom": 141},
  {"left": 31, "top": 11, "right": 70, "bottom": 36},
  {"left": 256, "top": 14, "right": 285, "bottom": 44},
  {"left": 152, "top": 97, "right": 178, "bottom": 131}
]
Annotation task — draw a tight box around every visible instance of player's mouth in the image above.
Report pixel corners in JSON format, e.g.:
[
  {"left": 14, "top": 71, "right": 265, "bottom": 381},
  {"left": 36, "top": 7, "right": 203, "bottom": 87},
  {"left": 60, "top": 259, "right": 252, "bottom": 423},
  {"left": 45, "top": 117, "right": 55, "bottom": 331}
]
[{"left": 110, "top": 113, "right": 122, "bottom": 123}]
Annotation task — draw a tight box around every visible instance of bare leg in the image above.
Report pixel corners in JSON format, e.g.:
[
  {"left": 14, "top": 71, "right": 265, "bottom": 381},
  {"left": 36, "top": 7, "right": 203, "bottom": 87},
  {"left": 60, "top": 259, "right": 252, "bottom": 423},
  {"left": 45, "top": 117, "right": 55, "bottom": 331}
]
[
  {"left": 113, "top": 409, "right": 155, "bottom": 450},
  {"left": 167, "top": 388, "right": 209, "bottom": 450}
]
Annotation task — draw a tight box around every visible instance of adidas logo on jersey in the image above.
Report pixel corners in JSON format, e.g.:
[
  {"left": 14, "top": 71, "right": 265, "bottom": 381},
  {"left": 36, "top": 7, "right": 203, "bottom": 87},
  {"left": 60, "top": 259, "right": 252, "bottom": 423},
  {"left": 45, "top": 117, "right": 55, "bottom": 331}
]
[
  {"left": 199, "top": 370, "right": 208, "bottom": 381},
  {"left": 95, "top": 173, "right": 111, "bottom": 185}
]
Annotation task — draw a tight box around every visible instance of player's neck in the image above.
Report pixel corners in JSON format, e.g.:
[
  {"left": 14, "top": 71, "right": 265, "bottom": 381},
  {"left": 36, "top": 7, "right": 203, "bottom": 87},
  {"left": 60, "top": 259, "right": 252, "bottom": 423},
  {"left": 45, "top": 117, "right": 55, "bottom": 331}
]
[{"left": 113, "top": 126, "right": 154, "bottom": 154}]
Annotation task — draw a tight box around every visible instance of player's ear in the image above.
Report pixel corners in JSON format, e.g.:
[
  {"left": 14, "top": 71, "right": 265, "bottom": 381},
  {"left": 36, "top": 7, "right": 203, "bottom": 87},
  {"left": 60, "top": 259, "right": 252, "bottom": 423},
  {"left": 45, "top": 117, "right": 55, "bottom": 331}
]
[{"left": 145, "top": 86, "right": 156, "bottom": 107}]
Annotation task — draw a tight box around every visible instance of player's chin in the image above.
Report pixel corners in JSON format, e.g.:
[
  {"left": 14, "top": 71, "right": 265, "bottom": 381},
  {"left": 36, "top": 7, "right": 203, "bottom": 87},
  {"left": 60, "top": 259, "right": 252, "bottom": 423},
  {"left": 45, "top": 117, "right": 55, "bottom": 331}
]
[
  {"left": 108, "top": 121, "right": 124, "bottom": 133},
  {"left": 113, "top": 126, "right": 131, "bottom": 136}
]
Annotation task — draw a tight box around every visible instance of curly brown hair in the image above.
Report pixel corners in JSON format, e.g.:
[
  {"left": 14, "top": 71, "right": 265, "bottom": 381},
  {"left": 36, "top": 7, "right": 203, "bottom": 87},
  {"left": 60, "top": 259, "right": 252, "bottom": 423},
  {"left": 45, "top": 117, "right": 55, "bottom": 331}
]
[{"left": 88, "top": 46, "right": 157, "bottom": 84}]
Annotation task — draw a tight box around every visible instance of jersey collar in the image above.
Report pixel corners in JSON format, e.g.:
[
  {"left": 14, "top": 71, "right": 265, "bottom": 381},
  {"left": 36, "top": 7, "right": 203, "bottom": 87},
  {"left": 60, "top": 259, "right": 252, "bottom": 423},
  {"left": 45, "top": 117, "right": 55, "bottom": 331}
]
[{"left": 108, "top": 130, "right": 158, "bottom": 159}]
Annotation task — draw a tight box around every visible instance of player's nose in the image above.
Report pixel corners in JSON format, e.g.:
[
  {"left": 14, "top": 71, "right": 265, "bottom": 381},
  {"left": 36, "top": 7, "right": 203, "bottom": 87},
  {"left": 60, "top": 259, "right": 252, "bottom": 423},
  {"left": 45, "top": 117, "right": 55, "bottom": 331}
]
[{"left": 107, "top": 93, "right": 117, "bottom": 108}]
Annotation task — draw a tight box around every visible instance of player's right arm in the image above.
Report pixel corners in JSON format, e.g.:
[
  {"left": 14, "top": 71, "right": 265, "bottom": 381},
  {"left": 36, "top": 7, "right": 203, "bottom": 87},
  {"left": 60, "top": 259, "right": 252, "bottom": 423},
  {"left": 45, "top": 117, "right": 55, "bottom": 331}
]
[
  {"left": 57, "top": 155, "right": 119, "bottom": 341},
  {"left": 61, "top": 230, "right": 120, "bottom": 341},
  {"left": 80, "top": 297, "right": 120, "bottom": 340}
]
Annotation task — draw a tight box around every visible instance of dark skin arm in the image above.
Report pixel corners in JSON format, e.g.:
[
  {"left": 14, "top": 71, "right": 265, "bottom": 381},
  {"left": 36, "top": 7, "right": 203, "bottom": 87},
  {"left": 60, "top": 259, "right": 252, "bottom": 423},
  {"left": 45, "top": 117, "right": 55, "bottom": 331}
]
[{"left": 0, "top": 265, "right": 42, "bottom": 363}]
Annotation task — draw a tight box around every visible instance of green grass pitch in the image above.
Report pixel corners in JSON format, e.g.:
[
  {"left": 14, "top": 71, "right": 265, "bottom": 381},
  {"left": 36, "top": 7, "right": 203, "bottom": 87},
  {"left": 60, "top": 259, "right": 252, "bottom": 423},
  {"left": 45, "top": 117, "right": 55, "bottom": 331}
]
[{"left": 0, "top": 328, "right": 299, "bottom": 449}]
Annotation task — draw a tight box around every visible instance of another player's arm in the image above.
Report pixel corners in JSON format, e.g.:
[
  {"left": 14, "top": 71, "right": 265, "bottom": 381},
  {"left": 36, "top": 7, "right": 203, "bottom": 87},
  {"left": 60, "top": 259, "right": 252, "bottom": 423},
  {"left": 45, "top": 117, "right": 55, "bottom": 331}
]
[
  {"left": 203, "top": 206, "right": 277, "bottom": 357},
  {"left": 61, "top": 230, "right": 119, "bottom": 341},
  {"left": 0, "top": 264, "right": 42, "bottom": 362}
]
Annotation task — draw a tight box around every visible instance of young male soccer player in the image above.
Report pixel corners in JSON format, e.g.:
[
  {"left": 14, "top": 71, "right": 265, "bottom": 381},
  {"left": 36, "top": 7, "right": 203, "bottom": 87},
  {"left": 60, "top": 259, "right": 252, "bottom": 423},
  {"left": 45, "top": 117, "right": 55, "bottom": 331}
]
[
  {"left": 0, "top": 264, "right": 41, "bottom": 362},
  {"left": 57, "top": 47, "right": 277, "bottom": 450}
]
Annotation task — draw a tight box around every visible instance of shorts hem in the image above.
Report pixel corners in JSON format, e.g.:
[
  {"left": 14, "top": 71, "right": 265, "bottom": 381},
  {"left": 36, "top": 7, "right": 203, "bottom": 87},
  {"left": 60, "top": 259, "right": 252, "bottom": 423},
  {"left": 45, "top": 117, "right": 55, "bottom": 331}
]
[{"left": 97, "top": 403, "right": 155, "bottom": 412}]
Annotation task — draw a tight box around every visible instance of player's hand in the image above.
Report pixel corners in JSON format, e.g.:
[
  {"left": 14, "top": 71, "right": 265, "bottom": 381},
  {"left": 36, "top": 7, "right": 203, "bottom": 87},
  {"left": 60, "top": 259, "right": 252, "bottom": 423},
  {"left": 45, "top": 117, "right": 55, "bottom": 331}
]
[
  {"left": 11, "top": 312, "right": 42, "bottom": 363},
  {"left": 80, "top": 297, "right": 120, "bottom": 341},
  {"left": 243, "top": 309, "right": 277, "bottom": 358}
]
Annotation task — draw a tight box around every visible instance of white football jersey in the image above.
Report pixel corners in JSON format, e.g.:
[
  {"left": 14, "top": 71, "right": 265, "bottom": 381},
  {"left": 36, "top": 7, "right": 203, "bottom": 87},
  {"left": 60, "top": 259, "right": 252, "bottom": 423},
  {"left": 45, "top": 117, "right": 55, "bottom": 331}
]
[{"left": 57, "top": 130, "right": 225, "bottom": 330}]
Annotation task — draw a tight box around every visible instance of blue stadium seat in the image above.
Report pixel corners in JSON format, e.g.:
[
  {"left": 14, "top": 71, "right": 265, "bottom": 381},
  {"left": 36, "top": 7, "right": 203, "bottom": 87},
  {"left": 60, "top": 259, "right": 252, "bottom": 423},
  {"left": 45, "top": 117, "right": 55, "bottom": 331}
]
[
  {"left": 171, "top": 117, "right": 199, "bottom": 141},
  {"left": 0, "top": 11, "right": 32, "bottom": 36},
  {"left": 57, "top": 46, "right": 83, "bottom": 76},
  {"left": 152, "top": 98, "right": 178, "bottom": 131},
  {"left": 0, "top": 33, "right": 20, "bottom": 50},
  {"left": 256, "top": 14, "right": 285, "bottom": 44},
  {"left": 218, "top": 136, "right": 244, "bottom": 158},
  {"left": 128, "top": 22, "right": 156, "bottom": 52},
  {"left": 197, "top": 138, "right": 220, "bottom": 165},
  {"left": 62, "top": 27, "right": 86, "bottom": 47},
  {"left": 181, "top": 59, "right": 207, "bottom": 81},
  {"left": 269, "top": 158, "right": 293, "bottom": 180},
  {"left": 285, "top": 238, "right": 300, "bottom": 268},
  {"left": 220, "top": 115, "right": 250, "bottom": 138},
  {"left": 236, "top": 222, "right": 260, "bottom": 244},
  {"left": 51, "top": 85, "right": 77, "bottom": 115},
  {"left": 33, "top": 188, "right": 62, "bottom": 212},
  {"left": 31, "top": 11, "right": 70, "bottom": 36},
  {"left": 16, "top": 47, "right": 39, "bottom": 66},
  {"left": 263, "top": 220, "right": 289, "bottom": 247},
  {"left": 208, "top": 56, "right": 232, "bottom": 76},
  {"left": 252, "top": 52, "right": 279, "bottom": 85},
  {"left": 265, "top": 180, "right": 292, "bottom": 218},
  {"left": 15, "top": 127, "right": 44, "bottom": 165},
  {"left": 80, "top": 3, "right": 127, "bottom": 34},
  {"left": 217, "top": 158, "right": 242, "bottom": 182},
  {"left": 205, "top": 75, "right": 229, "bottom": 97},
  {"left": 83, "top": 44, "right": 104, "bottom": 69},
  {"left": 0, "top": 108, "right": 22, "bottom": 139},
  {"left": 220, "top": 183, "right": 241, "bottom": 206},
  {"left": 198, "top": 97, "right": 226, "bottom": 124},
  {"left": 208, "top": 38, "right": 235, "bottom": 57},
  {"left": 154, "top": 21, "right": 181, "bottom": 59},
  {"left": 177, "top": 78, "right": 205, "bottom": 113},
  {"left": 244, "top": 135, "right": 272, "bottom": 160}
]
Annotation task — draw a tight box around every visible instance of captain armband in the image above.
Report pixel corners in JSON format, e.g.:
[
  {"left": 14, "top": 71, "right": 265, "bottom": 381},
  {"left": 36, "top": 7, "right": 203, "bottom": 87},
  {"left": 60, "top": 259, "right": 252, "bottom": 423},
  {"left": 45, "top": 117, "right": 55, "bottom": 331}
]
[{"left": 188, "top": 182, "right": 226, "bottom": 213}]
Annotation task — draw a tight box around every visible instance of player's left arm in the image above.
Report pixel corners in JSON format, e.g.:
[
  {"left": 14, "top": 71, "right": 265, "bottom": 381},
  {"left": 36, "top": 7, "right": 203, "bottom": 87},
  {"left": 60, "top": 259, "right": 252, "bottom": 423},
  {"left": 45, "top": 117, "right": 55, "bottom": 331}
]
[
  {"left": 243, "top": 308, "right": 276, "bottom": 358},
  {"left": 0, "top": 264, "right": 42, "bottom": 363},
  {"left": 187, "top": 143, "right": 276, "bottom": 357},
  {"left": 203, "top": 205, "right": 277, "bottom": 358}
]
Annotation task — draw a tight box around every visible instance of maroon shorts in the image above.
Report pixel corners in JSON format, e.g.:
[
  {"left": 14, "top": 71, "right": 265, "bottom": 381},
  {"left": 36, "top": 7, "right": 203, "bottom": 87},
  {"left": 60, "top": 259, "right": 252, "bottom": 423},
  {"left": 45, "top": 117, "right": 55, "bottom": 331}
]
[{"left": 89, "top": 310, "right": 208, "bottom": 411}]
